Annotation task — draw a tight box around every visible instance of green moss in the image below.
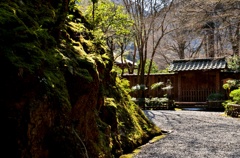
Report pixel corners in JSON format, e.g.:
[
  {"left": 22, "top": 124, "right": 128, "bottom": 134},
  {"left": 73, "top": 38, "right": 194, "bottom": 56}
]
[
  {"left": 1, "top": 1, "right": 162, "bottom": 157},
  {"left": 119, "top": 135, "right": 166, "bottom": 158},
  {"left": 0, "top": 2, "right": 69, "bottom": 105},
  {"left": 42, "top": 69, "right": 71, "bottom": 108},
  {"left": 68, "top": 21, "right": 86, "bottom": 33},
  {"left": 105, "top": 98, "right": 118, "bottom": 108},
  {"left": 93, "top": 118, "right": 113, "bottom": 158},
  {"left": 101, "top": 75, "right": 162, "bottom": 157}
]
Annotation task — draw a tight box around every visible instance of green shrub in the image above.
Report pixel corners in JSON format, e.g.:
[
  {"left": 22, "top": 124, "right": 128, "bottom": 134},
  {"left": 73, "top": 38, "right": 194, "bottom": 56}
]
[
  {"left": 229, "top": 88, "right": 240, "bottom": 104},
  {"left": 131, "top": 84, "right": 148, "bottom": 91},
  {"left": 207, "top": 93, "right": 224, "bottom": 101},
  {"left": 131, "top": 97, "right": 168, "bottom": 107},
  {"left": 227, "top": 55, "right": 240, "bottom": 72},
  {"left": 223, "top": 79, "right": 240, "bottom": 99},
  {"left": 222, "top": 88, "right": 240, "bottom": 117}
]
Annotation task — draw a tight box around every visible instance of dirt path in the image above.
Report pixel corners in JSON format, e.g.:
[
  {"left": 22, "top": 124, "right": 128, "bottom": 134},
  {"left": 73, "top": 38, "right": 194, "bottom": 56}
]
[{"left": 134, "top": 110, "right": 240, "bottom": 158}]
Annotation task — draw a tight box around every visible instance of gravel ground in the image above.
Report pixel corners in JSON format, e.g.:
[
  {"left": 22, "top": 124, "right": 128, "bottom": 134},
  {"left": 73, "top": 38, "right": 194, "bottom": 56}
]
[{"left": 134, "top": 109, "right": 240, "bottom": 158}]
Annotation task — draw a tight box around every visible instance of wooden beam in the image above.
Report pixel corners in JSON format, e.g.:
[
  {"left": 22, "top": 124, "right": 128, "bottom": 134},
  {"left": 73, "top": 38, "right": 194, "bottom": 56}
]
[{"left": 174, "top": 102, "right": 207, "bottom": 105}]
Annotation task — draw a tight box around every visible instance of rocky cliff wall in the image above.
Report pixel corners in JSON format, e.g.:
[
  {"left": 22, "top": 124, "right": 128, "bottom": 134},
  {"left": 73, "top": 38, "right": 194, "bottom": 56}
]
[{"left": 0, "top": 1, "right": 162, "bottom": 157}]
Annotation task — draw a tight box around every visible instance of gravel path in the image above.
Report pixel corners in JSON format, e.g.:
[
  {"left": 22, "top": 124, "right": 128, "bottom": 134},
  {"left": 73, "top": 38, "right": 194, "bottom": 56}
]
[{"left": 134, "top": 109, "right": 240, "bottom": 158}]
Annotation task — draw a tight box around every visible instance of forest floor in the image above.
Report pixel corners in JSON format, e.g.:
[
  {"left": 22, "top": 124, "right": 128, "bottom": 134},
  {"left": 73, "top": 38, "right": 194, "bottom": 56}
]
[{"left": 132, "top": 109, "right": 240, "bottom": 158}]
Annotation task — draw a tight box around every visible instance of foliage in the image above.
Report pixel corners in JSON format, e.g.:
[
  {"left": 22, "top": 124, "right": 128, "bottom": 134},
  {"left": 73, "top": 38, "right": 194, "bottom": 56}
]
[
  {"left": 83, "top": 0, "right": 134, "bottom": 53},
  {"left": 224, "top": 105, "right": 240, "bottom": 117},
  {"left": 115, "top": 77, "right": 132, "bottom": 95},
  {"left": 162, "top": 85, "right": 173, "bottom": 91},
  {"left": 151, "top": 82, "right": 164, "bottom": 90},
  {"left": 223, "top": 79, "right": 238, "bottom": 90},
  {"left": 229, "top": 88, "right": 240, "bottom": 104},
  {"left": 132, "top": 97, "right": 169, "bottom": 107},
  {"left": 159, "top": 66, "right": 170, "bottom": 73},
  {"left": 151, "top": 79, "right": 173, "bottom": 93},
  {"left": 112, "top": 64, "right": 123, "bottom": 75},
  {"left": 222, "top": 88, "right": 240, "bottom": 117},
  {"left": 131, "top": 84, "right": 148, "bottom": 92},
  {"left": 137, "top": 59, "right": 160, "bottom": 74},
  {"left": 226, "top": 55, "right": 240, "bottom": 72},
  {"left": 223, "top": 79, "right": 240, "bottom": 99},
  {"left": 222, "top": 80, "right": 240, "bottom": 117},
  {"left": 131, "top": 79, "right": 173, "bottom": 109},
  {"left": 90, "top": 0, "right": 133, "bottom": 34},
  {"left": 207, "top": 93, "right": 224, "bottom": 101},
  {"left": 103, "top": 74, "right": 162, "bottom": 156}
]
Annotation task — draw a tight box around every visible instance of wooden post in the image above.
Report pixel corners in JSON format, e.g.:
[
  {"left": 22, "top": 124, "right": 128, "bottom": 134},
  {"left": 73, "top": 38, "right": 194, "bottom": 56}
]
[
  {"left": 216, "top": 71, "right": 220, "bottom": 92},
  {"left": 178, "top": 73, "right": 181, "bottom": 101}
]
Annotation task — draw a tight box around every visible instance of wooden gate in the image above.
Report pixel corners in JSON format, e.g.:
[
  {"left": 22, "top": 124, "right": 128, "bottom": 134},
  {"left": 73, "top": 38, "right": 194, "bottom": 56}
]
[{"left": 180, "top": 89, "right": 215, "bottom": 102}]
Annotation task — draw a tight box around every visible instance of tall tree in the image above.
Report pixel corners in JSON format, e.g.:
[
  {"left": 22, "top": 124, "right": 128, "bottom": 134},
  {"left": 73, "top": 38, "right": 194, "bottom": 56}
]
[
  {"left": 122, "top": 0, "right": 174, "bottom": 98},
  {"left": 167, "top": 0, "right": 240, "bottom": 58},
  {"left": 84, "top": 0, "right": 134, "bottom": 71},
  {"left": 221, "top": 0, "right": 240, "bottom": 55}
]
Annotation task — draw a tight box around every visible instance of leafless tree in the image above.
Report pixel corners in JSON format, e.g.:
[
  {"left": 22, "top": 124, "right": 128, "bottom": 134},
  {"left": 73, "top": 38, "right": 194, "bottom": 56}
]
[
  {"left": 166, "top": 0, "right": 240, "bottom": 59},
  {"left": 122, "top": 0, "right": 174, "bottom": 98}
]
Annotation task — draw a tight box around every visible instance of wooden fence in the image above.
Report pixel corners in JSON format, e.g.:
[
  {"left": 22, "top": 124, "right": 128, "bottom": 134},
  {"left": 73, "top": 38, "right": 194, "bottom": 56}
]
[
  {"left": 123, "top": 73, "right": 176, "bottom": 98},
  {"left": 123, "top": 72, "right": 240, "bottom": 103}
]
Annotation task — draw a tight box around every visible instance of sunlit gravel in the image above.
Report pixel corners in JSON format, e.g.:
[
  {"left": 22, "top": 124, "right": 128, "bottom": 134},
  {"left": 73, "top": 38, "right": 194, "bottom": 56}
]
[{"left": 134, "top": 109, "right": 240, "bottom": 158}]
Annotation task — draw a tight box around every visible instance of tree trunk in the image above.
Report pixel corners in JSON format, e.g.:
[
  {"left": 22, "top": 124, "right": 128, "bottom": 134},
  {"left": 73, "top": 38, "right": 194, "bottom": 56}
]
[
  {"left": 178, "top": 42, "right": 185, "bottom": 59},
  {"left": 232, "top": 21, "right": 240, "bottom": 55}
]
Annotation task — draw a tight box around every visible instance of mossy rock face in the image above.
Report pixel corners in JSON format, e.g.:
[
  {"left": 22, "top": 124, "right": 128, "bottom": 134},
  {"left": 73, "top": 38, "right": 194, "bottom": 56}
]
[
  {"left": 0, "top": 1, "right": 162, "bottom": 158},
  {"left": 102, "top": 88, "right": 162, "bottom": 157}
]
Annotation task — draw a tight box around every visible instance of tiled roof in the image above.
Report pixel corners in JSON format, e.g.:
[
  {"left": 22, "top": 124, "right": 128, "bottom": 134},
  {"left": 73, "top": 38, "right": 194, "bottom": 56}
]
[
  {"left": 114, "top": 56, "right": 137, "bottom": 66},
  {"left": 168, "top": 57, "right": 227, "bottom": 72}
]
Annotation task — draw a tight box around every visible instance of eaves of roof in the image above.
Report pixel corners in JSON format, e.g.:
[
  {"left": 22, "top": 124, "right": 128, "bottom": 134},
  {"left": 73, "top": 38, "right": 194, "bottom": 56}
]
[{"left": 168, "top": 57, "right": 227, "bottom": 72}]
